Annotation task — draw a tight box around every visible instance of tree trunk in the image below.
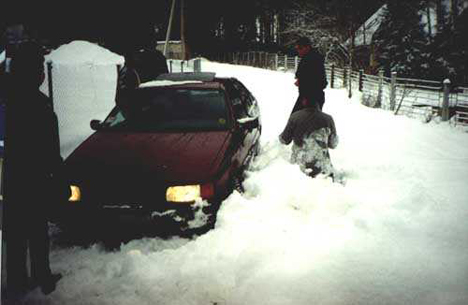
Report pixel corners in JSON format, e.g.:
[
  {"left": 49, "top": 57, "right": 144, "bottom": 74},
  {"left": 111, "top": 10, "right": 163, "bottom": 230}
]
[
  {"left": 436, "top": 0, "right": 445, "bottom": 33},
  {"left": 426, "top": 1, "right": 433, "bottom": 40},
  {"left": 451, "top": 0, "right": 459, "bottom": 29}
]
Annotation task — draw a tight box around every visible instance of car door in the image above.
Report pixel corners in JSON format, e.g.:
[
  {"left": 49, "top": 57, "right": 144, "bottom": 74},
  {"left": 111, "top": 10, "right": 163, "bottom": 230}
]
[
  {"left": 226, "top": 79, "right": 260, "bottom": 170},
  {"left": 233, "top": 79, "right": 261, "bottom": 143}
]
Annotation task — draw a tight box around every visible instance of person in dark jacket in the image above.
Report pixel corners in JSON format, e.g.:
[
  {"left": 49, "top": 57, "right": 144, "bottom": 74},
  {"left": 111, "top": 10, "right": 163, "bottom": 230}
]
[
  {"left": 291, "top": 36, "right": 328, "bottom": 114},
  {"left": 280, "top": 98, "right": 338, "bottom": 178},
  {"left": 117, "top": 48, "right": 169, "bottom": 93},
  {"left": 116, "top": 49, "right": 169, "bottom": 118},
  {"left": 3, "top": 41, "right": 64, "bottom": 300}
]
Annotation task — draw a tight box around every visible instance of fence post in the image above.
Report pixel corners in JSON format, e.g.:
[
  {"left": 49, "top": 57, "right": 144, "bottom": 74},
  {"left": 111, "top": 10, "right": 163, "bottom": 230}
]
[
  {"left": 376, "top": 69, "right": 384, "bottom": 108},
  {"left": 275, "top": 54, "right": 279, "bottom": 70},
  {"left": 390, "top": 71, "right": 397, "bottom": 111},
  {"left": 284, "top": 54, "right": 288, "bottom": 70},
  {"left": 169, "top": 60, "right": 173, "bottom": 72},
  {"left": 348, "top": 66, "right": 353, "bottom": 98},
  {"left": 294, "top": 56, "right": 299, "bottom": 72},
  {"left": 181, "top": 61, "right": 184, "bottom": 72},
  {"left": 358, "top": 69, "right": 364, "bottom": 92},
  {"left": 47, "top": 61, "right": 54, "bottom": 110},
  {"left": 331, "top": 64, "right": 335, "bottom": 89},
  {"left": 343, "top": 67, "right": 347, "bottom": 88},
  {"left": 442, "top": 79, "right": 451, "bottom": 121}
]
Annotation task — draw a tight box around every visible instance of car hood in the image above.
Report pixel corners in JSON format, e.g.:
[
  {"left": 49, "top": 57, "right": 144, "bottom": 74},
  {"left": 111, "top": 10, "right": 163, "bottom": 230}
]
[{"left": 65, "top": 131, "right": 231, "bottom": 184}]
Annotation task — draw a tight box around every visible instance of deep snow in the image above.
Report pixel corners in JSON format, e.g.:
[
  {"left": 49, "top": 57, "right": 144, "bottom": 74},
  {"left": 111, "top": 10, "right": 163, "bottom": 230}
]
[{"left": 4, "top": 42, "right": 468, "bottom": 305}]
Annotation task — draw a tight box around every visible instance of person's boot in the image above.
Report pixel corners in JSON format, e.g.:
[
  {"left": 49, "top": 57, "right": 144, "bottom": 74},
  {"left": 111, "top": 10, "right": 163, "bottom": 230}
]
[{"left": 40, "top": 273, "right": 62, "bottom": 295}]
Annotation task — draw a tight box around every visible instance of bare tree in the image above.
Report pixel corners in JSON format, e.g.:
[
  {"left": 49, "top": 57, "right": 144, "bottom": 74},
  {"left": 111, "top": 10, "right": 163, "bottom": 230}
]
[{"left": 281, "top": 1, "right": 344, "bottom": 55}]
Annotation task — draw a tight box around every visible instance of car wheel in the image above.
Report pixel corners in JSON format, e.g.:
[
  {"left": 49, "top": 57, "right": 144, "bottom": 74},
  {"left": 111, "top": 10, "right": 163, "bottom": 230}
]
[{"left": 179, "top": 208, "right": 217, "bottom": 237}]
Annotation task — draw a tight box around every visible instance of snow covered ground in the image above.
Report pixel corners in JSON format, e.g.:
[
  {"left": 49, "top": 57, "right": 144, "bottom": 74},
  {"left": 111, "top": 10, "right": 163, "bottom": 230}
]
[{"left": 4, "top": 42, "right": 468, "bottom": 304}]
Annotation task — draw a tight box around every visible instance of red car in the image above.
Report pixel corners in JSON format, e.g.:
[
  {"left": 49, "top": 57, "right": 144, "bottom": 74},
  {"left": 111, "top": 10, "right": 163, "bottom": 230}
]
[{"left": 55, "top": 72, "right": 261, "bottom": 232}]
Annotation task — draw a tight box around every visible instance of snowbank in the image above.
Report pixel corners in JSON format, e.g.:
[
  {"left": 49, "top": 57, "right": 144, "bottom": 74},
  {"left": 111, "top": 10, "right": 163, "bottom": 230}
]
[{"left": 6, "top": 55, "right": 468, "bottom": 305}]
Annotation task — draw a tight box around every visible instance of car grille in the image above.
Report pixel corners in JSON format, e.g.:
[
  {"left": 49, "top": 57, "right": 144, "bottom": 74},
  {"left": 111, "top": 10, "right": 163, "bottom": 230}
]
[{"left": 77, "top": 170, "right": 168, "bottom": 207}]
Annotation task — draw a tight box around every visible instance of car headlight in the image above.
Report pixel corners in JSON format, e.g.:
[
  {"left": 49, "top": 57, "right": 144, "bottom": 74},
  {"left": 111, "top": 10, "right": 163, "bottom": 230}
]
[
  {"left": 166, "top": 183, "right": 214, "bottom": 203},
  {"left": 69, "top": 185, "right": 81, "bottom": 202},
  {"left": 166, "top": 185, "right": 201, "bottom": 203}
]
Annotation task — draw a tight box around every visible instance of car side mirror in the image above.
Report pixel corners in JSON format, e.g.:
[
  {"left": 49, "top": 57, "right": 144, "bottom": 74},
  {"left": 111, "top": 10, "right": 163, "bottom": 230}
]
[
  {"left": 237, "top": 117, "right": 259, "bottom": 130},
  {"left": 90, "top": 120, "right": 102, "bottom": 131}
]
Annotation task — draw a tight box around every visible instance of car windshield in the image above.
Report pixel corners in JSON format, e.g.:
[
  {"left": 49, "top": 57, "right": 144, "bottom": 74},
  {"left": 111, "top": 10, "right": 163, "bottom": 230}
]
[{"left": 102, "top": 88, "right": 231, "bottom": 131}]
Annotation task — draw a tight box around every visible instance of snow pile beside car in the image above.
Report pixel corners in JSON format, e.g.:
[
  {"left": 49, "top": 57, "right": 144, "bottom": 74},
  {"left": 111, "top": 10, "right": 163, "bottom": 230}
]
[{"left": 40, "top": 41, "right": 123, "bottom": 158}]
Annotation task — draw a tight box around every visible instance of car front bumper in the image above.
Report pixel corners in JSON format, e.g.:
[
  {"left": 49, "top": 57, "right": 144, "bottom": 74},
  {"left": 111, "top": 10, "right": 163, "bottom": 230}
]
[{"left": 51, "top": 199, "right": 218, "bottom": 229}]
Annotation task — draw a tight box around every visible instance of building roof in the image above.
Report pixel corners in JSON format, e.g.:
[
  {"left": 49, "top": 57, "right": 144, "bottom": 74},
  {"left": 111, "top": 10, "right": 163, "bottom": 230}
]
[{"left": 345, "top": 5, "right": 387, "bottom": 47}]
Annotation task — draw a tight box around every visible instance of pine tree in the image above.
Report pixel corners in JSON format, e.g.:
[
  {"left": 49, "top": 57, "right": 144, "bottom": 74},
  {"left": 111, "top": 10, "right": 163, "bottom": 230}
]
[
  {"left": 373, "top": 0, "right": 431, "bottom": 78},
  {"left": 426, "top": 0, "right": 468, "bottom": 84}
]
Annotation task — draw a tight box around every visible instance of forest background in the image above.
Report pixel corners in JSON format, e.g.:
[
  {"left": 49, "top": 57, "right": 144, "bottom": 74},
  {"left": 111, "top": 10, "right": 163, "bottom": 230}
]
[{"left": 1, "top": 0, "right": 467, "bottom": 84}]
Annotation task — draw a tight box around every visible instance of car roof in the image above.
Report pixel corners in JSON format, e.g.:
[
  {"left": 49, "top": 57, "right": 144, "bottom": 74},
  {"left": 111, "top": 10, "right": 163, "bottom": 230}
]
[
  {"left": 138, "top": 72, "right": 230, "bottom": 90},
  {"left": 157, "top": 72, "right": 217, "bottom": 82}
]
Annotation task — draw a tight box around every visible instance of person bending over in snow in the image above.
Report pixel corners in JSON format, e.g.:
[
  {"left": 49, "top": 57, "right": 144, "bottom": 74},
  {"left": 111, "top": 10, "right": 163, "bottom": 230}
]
[{"left": 279, "top": 98, "right": 338, "bottom": 179}]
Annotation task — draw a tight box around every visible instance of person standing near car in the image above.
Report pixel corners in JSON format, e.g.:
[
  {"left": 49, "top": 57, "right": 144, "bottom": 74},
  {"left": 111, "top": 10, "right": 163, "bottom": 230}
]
[
  {"left": 3, "top": 40, "right": 64, "bottom": 300},
  {"left": 116, "top": 49, "right": 169, "bottom": 120},
  {"left": 291, "top": 36, "right": 328, "bottom": 114},
  {"left": 280, "top": 98, "right": 338, "bottom": 179}
]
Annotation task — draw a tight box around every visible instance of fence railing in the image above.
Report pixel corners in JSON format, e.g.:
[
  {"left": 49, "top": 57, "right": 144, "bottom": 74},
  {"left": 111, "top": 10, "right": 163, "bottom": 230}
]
[{"left": 211, "top": 52, "right": 468, "bottom": 127}]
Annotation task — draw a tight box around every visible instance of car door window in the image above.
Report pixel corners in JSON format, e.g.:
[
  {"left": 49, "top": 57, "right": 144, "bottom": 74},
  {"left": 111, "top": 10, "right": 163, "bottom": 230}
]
[
  {"left": 232, "top": 80, "right": 259, "bottom": 118},
  {"left": 226, "top": 82, "right": 249, "bottom": 120}
]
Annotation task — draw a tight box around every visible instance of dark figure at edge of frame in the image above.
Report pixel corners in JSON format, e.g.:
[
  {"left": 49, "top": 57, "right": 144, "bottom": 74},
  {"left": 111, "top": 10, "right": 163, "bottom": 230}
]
[
  {"left": 291, "top": 36, "right": 328, "bottom": 114},
  {"left": 280, "top": 98, "right": 338, "bottom": 179},
  {"left": 2, "top": 41, "right": 66, "bottom": 301}
]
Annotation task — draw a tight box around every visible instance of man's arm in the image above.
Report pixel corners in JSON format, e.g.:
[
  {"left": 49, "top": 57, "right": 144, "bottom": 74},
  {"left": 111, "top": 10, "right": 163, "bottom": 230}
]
[
  {"left": 328, "top": 117, "right": 338, "bottom": 149},
  {"left": 279, "top": 118, "right": 295, "bottom": 145}
]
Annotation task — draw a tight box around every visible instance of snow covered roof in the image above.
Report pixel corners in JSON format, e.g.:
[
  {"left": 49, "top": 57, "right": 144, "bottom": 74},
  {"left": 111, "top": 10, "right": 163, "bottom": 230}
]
[
  {"left": 346, "top": 5, "right": 387, "bottom": 47},
  {"left": 349, "top": 1, "right": 461, "bottom": 47},
  {"left": 45, "top": 40, "right": 124, "bottom": 66}
]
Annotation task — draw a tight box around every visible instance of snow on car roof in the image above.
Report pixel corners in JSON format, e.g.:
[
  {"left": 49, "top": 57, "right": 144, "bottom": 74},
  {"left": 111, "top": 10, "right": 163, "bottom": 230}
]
[{"left": 139, "top": 80, "right": 204, "bottom": 88}]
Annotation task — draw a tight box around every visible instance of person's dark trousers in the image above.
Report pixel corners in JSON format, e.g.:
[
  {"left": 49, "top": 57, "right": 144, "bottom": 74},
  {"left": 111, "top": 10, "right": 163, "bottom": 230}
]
[
  {"left": 4, "top": 205, "right": 29, "bottom": 299},
  {"left": 291, "top": 91, "right": 325, "bottom": 114},
  {"left": 28, "top": 216, "right": 52, "bottom": 284},
  {"left": 4, "top": 202, "right": 52, "bottom": 299}
]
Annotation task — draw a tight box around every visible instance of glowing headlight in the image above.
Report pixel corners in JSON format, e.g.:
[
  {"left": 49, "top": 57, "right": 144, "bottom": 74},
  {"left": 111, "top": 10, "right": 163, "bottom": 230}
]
[
  {"left": 166, "top": 185, "right": 201, "bottom": 203},
  {"left": 69, "top": 185, "right": 81, "bottom": 202}
]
